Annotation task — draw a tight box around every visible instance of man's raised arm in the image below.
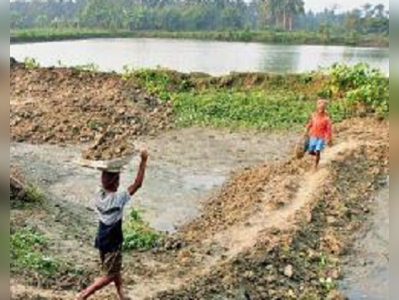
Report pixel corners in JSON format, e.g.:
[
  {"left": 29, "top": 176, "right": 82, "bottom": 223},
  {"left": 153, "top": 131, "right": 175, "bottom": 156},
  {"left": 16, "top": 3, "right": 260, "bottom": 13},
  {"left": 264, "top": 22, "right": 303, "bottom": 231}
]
[{"left": 128, "top": 149, "right": 148, "bottom": 196}]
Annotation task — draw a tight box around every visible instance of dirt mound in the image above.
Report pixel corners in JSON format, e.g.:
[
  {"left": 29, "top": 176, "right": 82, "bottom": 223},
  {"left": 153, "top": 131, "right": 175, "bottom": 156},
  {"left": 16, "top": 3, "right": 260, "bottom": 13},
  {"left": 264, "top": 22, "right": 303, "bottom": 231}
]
[
  {"left": 177, "top": 118, "right": 388, "bottom": 242},
  {"left": 153, "top": 119, "right": 389, "bottom": 300},
  {"left": 10, "top": 64, "right": 173, "bottom": 150},
  {"left": 178, "top": 159, "right": 308, "bottom": 243}
]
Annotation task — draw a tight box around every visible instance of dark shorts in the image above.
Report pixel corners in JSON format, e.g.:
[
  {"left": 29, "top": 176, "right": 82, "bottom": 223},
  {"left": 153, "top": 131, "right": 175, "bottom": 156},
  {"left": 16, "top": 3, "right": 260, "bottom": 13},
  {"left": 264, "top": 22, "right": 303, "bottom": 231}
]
[{"left": 100, "top": 248, "right": 122, "bottom": 276}]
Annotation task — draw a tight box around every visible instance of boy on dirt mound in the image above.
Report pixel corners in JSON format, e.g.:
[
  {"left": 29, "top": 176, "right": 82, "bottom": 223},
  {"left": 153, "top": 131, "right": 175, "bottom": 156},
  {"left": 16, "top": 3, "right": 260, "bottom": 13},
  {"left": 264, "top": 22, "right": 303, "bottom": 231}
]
[
  {"left": 75, "top": 148, "right": 148, "bottom": 300},
  {"left": 305, "top": 99, "right": 333, "bottom": 170}
]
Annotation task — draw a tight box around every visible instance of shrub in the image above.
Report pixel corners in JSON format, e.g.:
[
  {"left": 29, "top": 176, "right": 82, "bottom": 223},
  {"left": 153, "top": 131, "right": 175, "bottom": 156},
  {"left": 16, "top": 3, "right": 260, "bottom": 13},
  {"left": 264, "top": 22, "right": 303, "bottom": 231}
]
[{"left": 324, "top": 63, "right": 389, "bottom": 117}]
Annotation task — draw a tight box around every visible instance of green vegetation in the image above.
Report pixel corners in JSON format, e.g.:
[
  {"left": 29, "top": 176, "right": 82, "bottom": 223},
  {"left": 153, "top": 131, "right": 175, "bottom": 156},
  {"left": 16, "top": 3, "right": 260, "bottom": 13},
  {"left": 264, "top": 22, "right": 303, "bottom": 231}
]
[
  {"left": 74, "top": 63, "right": 100, "bottom": 73},
  {"left": 324, "top": 63, "right": 389, "bottom": 117},
  {"left": 24, "top": 57, "right": 40, "bottom": 70},
  {"left": 10, "top": 1, "right": 389, "bottom": 47},
  {"left": 123, "top": 209, "right": 161, "bottom": 252},
  {"left": 10, "top": 28, "right": 132, "bottom": 43},
  {"left": 10, "top": 226, "right": 94, "bottom": 289},
  {"left": 25, "top": 185, "right": 45, "bottom": 203},
  {"left": 11, "top": 227, "right": 59, "bottom": 276},
  {"left": 174, "top": 90, "right": 345, "bottom": 129},
  {"left": 11, "top": 28, "right": 389, "bottom": 47},
  {"left": 14, "top": 59, "right": 389, "bottom": 129},
  {"left": 11, "top": 180, "right": 45, "bottom": 209},
  {"left": 127, "top": 68, "right": 179, "bottom": 101},
  {"left": 126, "top": 64, "right": 388, "bottom": 130}
]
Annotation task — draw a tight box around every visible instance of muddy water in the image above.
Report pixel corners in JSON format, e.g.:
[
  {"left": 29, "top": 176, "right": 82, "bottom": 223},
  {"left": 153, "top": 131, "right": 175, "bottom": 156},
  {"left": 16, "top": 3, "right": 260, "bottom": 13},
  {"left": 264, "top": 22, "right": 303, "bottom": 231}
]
[
  {"left": 342, "top": 180, "right": 389, "bottom": 299},
  {"left": 10, "top": 128, "right": 296, "bottom": 233},
  {"left": 10, "top": 39, "right": 390, "bottom": 75}
]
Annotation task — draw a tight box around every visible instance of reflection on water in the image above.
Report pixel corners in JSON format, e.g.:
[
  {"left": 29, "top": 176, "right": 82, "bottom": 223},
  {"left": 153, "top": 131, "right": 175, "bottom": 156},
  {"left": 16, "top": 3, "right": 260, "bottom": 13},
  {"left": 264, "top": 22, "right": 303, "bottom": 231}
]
[
  {"left": 10, "top": 38, "right": 389, "bottom": 75},
  {"left": 342, "top": 181, "right": 389, "bottom": 300}
]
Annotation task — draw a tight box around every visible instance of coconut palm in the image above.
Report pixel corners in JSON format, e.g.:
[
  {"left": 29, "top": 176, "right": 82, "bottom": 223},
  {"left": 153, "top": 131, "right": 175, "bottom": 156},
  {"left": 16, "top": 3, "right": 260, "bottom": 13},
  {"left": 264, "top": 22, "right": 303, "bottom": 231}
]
[
  {"left": 261, "top": 0, "right": 304, "bottom": 30},
  {"left": 373, "top": 4, "right": 386, "bottom": 18},
  {"left": 286, "top": 0, "right": 305, "bottom": 31}
]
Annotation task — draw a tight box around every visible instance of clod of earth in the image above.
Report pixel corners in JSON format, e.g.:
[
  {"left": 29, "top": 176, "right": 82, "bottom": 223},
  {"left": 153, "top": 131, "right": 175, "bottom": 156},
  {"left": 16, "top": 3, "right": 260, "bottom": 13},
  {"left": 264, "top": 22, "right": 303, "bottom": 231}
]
[{"left": 81, "top": 132, "right": 135, "bottom": 161}]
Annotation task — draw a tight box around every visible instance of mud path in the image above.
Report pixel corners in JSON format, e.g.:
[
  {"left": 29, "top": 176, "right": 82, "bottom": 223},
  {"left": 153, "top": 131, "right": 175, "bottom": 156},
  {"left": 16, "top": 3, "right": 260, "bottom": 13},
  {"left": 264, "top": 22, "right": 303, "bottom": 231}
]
[{"left": 122, "top": 141, "right": 361, "bottom": 299}]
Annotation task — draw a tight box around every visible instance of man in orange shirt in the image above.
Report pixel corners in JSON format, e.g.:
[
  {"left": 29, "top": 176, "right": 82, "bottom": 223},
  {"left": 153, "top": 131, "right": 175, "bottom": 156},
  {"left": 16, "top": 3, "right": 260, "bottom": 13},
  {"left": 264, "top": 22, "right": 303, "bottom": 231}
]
[{"left": 305, "top": 99, "right": 333, "bottom": 170}]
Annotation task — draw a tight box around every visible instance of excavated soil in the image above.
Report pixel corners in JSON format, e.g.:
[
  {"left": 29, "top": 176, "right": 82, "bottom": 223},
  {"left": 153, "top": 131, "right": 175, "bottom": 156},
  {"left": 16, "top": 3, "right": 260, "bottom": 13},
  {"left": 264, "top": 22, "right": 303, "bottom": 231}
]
[
  {"left": 10, "top": 63, "right": 389, "bottom": 299},
  {"left": 151, "top": 118, "right": 388, "bottom": 300},
  {"left": 10, "top": 63, "right": 172, "bottom": 160},
  {"left": 10, "top": 118, "right": 389, "bottom": 300}
]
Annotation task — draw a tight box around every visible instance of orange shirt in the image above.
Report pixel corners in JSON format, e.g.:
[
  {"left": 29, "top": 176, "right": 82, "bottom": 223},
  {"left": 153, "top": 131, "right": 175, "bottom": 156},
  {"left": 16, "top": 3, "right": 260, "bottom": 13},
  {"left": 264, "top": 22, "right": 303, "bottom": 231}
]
[{"left": 307, "top": 113, "right": 332, "bottom": 141}]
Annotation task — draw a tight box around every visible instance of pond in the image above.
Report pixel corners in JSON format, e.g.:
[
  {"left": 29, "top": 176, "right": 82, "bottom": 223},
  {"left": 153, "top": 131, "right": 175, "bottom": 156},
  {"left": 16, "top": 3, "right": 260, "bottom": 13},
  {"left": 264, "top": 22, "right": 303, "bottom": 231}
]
[{"left": 10, "top": 38, "right": 389, "bottom": 75}]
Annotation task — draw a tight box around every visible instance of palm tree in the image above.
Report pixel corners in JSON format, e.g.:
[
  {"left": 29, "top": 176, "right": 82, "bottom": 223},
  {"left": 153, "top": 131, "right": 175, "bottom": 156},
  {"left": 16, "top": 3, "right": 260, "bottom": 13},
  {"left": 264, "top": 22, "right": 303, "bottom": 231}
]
[
  {"left": 259, "top": 0, "right": 281, "bottom": 29},
  {"left": 286, "top": 0, "right": 305, "bottom": 31},
  {"left": 261, "top": 0, "right": 304, "bottom": 31},
  {"left": 373, "top": 4, "right": 386, "bottom": 18},
  {"left": 362, "top": 3, "right": 373, "bottom": 17}
]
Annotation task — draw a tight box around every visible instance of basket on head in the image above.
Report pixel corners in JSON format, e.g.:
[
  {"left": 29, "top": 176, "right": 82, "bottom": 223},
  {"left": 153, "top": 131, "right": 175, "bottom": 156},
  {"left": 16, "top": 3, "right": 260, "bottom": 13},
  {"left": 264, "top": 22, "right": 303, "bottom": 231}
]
[{"left": 79, "top": 154, "right": 134, "bottom": 172}]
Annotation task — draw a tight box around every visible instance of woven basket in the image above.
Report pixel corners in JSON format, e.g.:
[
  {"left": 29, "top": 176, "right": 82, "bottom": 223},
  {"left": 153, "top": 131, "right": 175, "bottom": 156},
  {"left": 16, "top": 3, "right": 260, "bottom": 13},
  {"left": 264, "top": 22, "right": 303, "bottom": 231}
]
[{"left": 295, "top": 136, "right": 310, "bottom": 159}]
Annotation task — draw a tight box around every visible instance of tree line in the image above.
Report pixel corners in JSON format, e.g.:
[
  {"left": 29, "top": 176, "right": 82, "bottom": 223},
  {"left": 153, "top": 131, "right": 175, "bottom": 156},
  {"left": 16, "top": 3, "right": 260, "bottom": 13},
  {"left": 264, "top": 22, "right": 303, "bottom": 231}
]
[{"left": 10, "top": 0, "right": 389, "bottom": 36}]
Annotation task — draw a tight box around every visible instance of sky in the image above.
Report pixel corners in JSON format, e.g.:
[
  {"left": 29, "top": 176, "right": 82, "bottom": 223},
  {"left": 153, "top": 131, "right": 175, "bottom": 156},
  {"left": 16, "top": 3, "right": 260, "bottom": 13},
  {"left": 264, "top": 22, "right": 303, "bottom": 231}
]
[{"left": 304, "top": 0, "right": 390, "bottom": 12}]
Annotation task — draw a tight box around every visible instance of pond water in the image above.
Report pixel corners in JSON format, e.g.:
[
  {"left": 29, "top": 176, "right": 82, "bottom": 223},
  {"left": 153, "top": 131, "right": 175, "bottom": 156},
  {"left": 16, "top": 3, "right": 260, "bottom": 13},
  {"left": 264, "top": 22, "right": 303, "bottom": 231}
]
[{"left": 10, "top": 38, "right": 389, "bottom": 75}]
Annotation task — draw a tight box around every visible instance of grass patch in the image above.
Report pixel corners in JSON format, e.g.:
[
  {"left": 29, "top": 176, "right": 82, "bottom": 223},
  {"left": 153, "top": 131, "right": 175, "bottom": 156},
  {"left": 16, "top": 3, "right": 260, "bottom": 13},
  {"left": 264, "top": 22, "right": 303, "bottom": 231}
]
[
  {"left": 11, "top": 182, "right": 45, "bottom": 209},
  {"left": 10, "top": 227, "right": 59, "bottom": 277},
  {"left": 10, "top": 226, "right": 94, "bottom": 289},
  {"left": 123, "top": 209, "right": 161, "bottom": 252},
  {"left": 25, "top": 185, "right": 45, "bottom": 203}
]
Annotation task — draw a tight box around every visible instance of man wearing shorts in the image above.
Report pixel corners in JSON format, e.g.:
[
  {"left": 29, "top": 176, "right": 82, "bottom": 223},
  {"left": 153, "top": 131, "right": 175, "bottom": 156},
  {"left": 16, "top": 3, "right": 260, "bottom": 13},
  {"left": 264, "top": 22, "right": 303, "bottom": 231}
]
[
  {"left": 306, "top": 99, "right": 333, "bottom": 170},
  {"left": 75, "top": 149, "right": 148, "bottom": 300}
]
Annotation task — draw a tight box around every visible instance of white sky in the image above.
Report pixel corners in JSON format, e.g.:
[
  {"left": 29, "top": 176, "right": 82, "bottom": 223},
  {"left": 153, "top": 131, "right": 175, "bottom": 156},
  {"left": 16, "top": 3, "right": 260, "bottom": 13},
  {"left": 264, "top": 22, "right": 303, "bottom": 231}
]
[{"left": 304, "top": 0, "right": 390, "bottom": 12}]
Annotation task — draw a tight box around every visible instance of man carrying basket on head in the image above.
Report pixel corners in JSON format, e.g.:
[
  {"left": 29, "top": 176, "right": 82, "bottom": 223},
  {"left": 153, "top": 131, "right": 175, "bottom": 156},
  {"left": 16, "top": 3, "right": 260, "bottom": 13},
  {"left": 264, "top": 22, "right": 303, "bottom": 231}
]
[{"left": 75, "top": 148, "right": 148, "bottom": 300}]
